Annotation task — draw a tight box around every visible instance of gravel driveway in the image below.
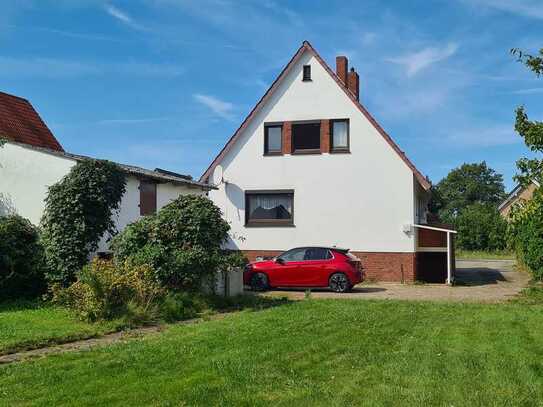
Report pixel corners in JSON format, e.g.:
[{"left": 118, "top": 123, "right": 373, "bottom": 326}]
[{"left": 264, "top": 259, "right": 529, "bottom": 303}]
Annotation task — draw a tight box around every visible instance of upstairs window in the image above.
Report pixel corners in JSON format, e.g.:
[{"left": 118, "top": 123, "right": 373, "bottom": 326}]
[
  {"left": 139, "top": 180, "right": 157, "bottom": 216},
  {"left": 245, "top": 190, "right": 294, "bottom": 226},
  {"left": 292, "top": 122, "right": 320, "bottom": 154},
  {"left": 302, "top": 65, "right": 312, "bottom": 81},
  {"left": 330, "top": 119, "right": 349, "bottom": 152},
  {"left": 264, "top": 124, "right": 282, "bottom": 155}
]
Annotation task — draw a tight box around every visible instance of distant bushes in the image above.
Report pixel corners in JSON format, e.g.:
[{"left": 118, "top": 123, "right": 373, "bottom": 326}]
[
  {"left": 0, "top": 215, "right": 46, "bottom": 299},
  {"left": 508, "top": 189, "right": 543, "bottom": 280},
  {"left": 454, "top": 203, "right": 507, "bottom": 251}
]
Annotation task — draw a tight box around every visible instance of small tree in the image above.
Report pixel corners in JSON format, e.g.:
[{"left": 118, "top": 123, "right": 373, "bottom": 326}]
[
  {"left": 41, "top": 159, "right": 126, "bottom": 285},
  {"left": 111, "top": 195, "right": 245, "bottom": 291},
  {"left": 507, "top": 47, "right": 543, "bottom": 279},
  {"left": 511, "top": 48, "right": 543, "bottom": 186}
]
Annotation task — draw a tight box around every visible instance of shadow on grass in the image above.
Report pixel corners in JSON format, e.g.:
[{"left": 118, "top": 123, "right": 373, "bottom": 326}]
[
  {"left": 0, "top": 299, "right": 44, "bottom": 313},
  {"left": 454, "top": 267, "right": 507, "bottom": 287},
  {"left": 206, "top": 293, "right": 293, "bottom": 313}
]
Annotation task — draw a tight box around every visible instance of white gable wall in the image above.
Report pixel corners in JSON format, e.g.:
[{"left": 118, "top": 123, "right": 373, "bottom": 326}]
[
  {"left": 208, "top": 51, "right": 417, "bottom": 253},
  {"left": 0, "top": 143, "right": 205, "bottom": 252}
]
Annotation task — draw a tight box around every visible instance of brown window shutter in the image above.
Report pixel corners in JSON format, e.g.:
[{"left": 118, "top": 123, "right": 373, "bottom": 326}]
[
  {"left": 320, "top": 119, "right": 330, "bottom": 153},
  {"left": 139, "top": 181, "right": 157, "bottom": 216},
  {"left": 282, "top": 121, "right": 292, "bottom": 154}
]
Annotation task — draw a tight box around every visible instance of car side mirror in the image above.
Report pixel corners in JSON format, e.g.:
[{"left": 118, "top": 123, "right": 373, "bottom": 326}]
[{"left": 275, "top": 257, "right": 285, "bottom": 265}]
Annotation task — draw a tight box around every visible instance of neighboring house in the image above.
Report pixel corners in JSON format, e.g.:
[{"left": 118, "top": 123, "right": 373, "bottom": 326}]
[
  {"left": 0, "top": 91, "right": 212, "bottom": 252},
  {"left": 499, "top": 179, "right": 540, "bottom": 218},
  {"left": 201, "top": 41, "right": 455, "bottom": 283}
]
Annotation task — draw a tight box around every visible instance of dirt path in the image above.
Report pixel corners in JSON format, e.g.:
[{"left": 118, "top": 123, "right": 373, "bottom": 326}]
[
  {"left": 0, "top": 314, "right": 230, "bottom": 365},
  {"left": 265, "top": 259, "right": 530, "bottom": 303}
]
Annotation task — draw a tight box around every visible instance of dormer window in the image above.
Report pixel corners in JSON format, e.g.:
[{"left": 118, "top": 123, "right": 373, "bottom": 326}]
[{"left": 302, "top": 65, "right": 311, "bottom": 81}]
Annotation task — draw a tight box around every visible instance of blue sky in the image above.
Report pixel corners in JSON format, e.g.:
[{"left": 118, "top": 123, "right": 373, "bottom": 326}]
[{"left": 1, "top": 0, "right": 542, "bottom": 189}]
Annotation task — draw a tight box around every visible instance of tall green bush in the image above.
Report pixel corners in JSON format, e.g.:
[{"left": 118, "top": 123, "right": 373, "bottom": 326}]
[
  {"left": 508, "top": 190, "right": 543, "bottom": 280},
  {"left": 0, "top": 215, "right": 46, "bottom": 298},
  {"left": 41, "top": 159, "right": 126, "bottom": 285},
  {"left": 111, "top": 195, "right": 245, "bottom": 291},
  {"left": 455, "top": 203, "right": 507, "bottom": 251}
]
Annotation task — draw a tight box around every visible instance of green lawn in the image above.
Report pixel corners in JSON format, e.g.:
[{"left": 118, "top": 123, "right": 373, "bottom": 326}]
[
  {"left": 456, "top": 249, "right": 515, "bottom": 260},
  {"left": 0, "top": 301, "right": 123, "bottom": 355},
  {"left": 2, "top": 299, "right": 543, "bottom": 406}
]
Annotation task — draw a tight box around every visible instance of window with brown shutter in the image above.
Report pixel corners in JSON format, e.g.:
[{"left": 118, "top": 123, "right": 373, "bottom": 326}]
[{"left": 139, "top": 180, "right": 157, "bottom": 216}]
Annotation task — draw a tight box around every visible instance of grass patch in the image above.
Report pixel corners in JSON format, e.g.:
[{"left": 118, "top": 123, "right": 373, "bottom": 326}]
[
  {"left": 0, "top": 300, "right": 123, "bottom": 355},
  {"left": 0, "top": 295, "right": 288, "bottom": 356},
  {"left": 456, "top": 249, "right": 515, "bottom": 260},
  {"left": 511, "top": 284, "right": 543, "bottom": 305},
  {"left": 1, "top": 299, "right": 543, "bottom": 405}
]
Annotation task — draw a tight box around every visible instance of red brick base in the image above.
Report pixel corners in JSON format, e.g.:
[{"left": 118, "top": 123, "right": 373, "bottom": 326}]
[
  {"left": 241, "top": 250, "right": 417, "bottom": 283},
  {"left": 351, "top": 252, "right": 416, "bottom": 282}
]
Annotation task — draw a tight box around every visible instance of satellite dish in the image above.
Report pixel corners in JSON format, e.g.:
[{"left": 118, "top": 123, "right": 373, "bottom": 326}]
[{"left": 213, "top": 165, "right": 223, "bottom": 185}]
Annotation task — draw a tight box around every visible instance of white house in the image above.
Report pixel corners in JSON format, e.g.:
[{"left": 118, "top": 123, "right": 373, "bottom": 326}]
[
  {"left": 202, "top": 41, "right": 455, "bottom": 283},
  {"left": 0, "top": 91, "right": 212, "bottom": 252}
]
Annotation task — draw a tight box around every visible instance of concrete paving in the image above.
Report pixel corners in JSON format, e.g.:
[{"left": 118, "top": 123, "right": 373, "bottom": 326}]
[{"left": 264, "top": 259, "right": 529, "bottom": 303}]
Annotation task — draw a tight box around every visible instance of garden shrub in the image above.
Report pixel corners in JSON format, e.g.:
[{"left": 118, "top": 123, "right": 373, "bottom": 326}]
[
  {"left": 454, "top": 203, "right": 507, "bottom": 251},
  {"left": 52, "top": 259, "right": 164, "bottom": 323},
  {"left": 508, "top": 190, "right": 543, "bottom": 280},
  {"left": 41, "top": 159, "right": 126, "bottom": 285},
  {"left": 0, "top": 215, "right": 46, "bottom": 299},
  {"left": 111, "top": 195, "right": 246, "bottom": 291}
]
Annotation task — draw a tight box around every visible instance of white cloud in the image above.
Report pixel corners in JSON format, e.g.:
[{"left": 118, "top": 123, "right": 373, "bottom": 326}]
[
  {"left": 193, "top": 93, "right": 235, "bottom": 120},
  {"left": 447, "top": 125, "right": 520, "bottom": 147},
  {"left": 0, "top": 56, "right": 184, "bottom": 78},
  {"left": 104, "top": 4, "right": 145, "bottom": 30},
  {"left": 512, "top": 87, "right": 543, "bottom": 94},
  {"left": 460, "top": 0, "right": 543, "bottom": 19},
  {"left": 387, "top": 43, "right": 459, "bottom": 77},
  {"left": 361, "top": 32, "right": 377, "bottom": 46},
  {"left": 97, "top": 117, "right": 170, "bottom": 125}
]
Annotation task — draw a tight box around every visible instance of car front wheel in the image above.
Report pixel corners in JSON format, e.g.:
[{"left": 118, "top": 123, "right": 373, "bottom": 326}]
[
  {"left": 329, "top": 272, "right": 351, "bottom": 293},
  {"left": 250, "top": 272, "right": 269, "bottom": 291}
]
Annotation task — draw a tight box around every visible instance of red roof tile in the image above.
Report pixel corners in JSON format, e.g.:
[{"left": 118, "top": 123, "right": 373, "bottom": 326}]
[{"left": 0, "top": 91, "right": 63, "bottom": 151}]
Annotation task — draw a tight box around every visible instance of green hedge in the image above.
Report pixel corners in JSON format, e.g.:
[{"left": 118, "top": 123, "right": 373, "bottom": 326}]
[
  {"left": 0, "top": 215, "right": 46, "bottom": 298},
  {"left": 508, "top": 189, "right": 543, "bottom": 280}
]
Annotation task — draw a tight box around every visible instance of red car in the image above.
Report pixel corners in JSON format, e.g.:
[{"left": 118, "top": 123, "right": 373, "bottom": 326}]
[{"left": 244, "top": 247, "right": 363, "bottom": 293}]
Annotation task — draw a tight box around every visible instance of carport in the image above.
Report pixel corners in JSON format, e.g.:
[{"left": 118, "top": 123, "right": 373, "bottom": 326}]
[{"left": 414, "top": 223, "right": 457, "bottom": 284}]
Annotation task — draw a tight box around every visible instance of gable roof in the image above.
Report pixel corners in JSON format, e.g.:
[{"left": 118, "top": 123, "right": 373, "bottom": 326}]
[
  {"left": 7, "top": 140, "right": 214, "bottom": 190},
  {"left": 0, "top": 91, "right": 64, "bottom": 152},
  {"left": 498, "top": 179, "right": 540, "bottom": 211},
  {"left": 200, "top": 41, "right": 431, "bottom": 190}
]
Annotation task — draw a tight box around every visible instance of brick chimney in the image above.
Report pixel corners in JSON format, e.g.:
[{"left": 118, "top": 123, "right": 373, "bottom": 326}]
[
  {"left": 348, "top": 67, "right": 360, "bottom": 101},
  {"left": 336, "top": 56, "right": 348, "bottom": 85}
]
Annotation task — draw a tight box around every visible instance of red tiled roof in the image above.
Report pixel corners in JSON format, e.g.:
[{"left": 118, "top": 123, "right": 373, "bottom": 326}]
[
  {"left": 200, "top": 41, "right": 431, "bottom": 190},
  {"left": 0, "top": 91, "right": 63, "bottom": 151}
]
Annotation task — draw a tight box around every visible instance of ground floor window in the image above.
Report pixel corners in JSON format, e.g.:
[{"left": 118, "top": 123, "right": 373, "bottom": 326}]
[{"left": 245, "top": 190, "right": 294, "bottom": 226}]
